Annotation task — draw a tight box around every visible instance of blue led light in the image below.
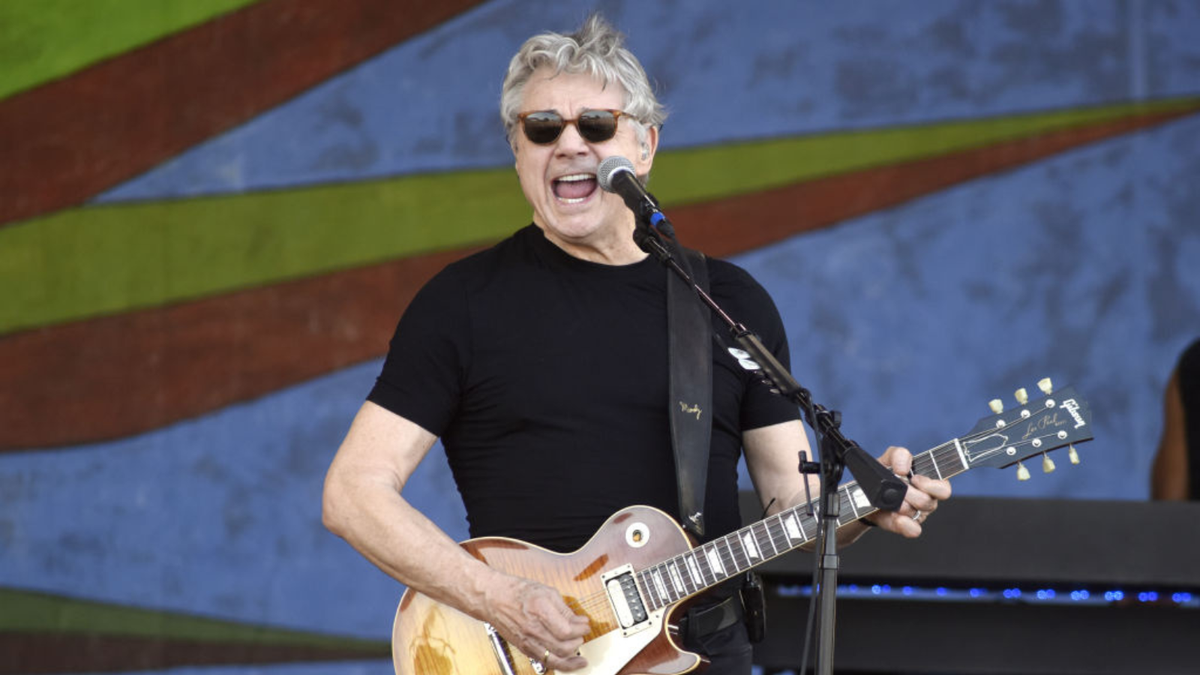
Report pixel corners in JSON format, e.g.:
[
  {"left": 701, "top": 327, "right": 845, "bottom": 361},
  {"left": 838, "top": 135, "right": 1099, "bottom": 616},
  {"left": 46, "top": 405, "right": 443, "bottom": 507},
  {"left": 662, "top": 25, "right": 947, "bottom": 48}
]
[
  {"left": 969, "top": 588, "right": 984, "bottom": 598},
  {"left": 936, "top": 587, "right": 948, "bottom": 596},
  {"left": 1036, "top": 589, "right": 1056, "bottom": 600},
  {"left": 1173, "top": 592, "right": 1193, "bottom": 603},
  {"left": 1104, "top": 590, "right": 1125, "bottom": 602},
  {"left": 871, "top": 584, "right": 883, "bottom": 595},
  {"left": 902, "top": 586, "right": 914, "bottom": 596}
]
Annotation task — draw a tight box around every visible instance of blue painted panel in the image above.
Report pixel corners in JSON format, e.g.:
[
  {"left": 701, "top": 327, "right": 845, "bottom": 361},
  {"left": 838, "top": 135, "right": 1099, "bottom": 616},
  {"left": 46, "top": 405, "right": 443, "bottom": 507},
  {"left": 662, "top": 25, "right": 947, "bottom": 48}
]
[
  {"left": 96, "top": 0, "right": 1200, "bottom": 202},
  {"left": 0, "top": 361, "right": 466, "bottom": 638},
  {"left": 734, "top": 111, "right": 1200, "bottom": 500}
]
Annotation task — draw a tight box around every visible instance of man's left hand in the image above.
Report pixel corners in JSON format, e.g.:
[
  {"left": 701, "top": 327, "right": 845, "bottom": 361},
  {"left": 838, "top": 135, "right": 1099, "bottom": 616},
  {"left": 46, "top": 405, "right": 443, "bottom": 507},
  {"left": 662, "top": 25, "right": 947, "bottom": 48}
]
[{"left": 863, "top": 446, "right": 951, "bottom": 537}]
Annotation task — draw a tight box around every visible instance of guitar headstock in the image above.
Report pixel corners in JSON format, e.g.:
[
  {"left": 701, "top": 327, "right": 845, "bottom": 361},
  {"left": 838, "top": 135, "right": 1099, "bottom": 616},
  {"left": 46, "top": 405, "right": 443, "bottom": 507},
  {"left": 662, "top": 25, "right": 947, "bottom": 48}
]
[{"left": 960, "top": 378, "right": 1093, "bottom": 479}]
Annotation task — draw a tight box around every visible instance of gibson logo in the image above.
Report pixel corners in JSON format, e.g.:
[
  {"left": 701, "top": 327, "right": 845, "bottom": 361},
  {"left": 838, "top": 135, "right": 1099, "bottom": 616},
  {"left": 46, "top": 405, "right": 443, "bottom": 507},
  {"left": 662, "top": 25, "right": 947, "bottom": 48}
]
[{"left": 1062, "top": 398, "right": 1086, "bottom": 429}]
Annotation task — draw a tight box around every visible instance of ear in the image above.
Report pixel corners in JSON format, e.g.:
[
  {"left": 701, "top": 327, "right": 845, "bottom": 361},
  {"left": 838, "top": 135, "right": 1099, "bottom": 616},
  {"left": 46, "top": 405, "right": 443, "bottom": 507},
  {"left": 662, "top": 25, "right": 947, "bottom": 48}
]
[{"left": 636, "top": 124, "right": 659, "bottom": 174}]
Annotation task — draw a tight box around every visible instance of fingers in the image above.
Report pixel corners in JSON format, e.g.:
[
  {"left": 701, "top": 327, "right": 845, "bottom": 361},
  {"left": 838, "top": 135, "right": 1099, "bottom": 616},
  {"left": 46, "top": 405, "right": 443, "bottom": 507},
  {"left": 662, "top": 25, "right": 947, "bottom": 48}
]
[
  {"left": 870, "top": 446, "right": 952, "bottom": 539},
  {"left": 501, "top": 580, "right": 589, "bottom": 671}
]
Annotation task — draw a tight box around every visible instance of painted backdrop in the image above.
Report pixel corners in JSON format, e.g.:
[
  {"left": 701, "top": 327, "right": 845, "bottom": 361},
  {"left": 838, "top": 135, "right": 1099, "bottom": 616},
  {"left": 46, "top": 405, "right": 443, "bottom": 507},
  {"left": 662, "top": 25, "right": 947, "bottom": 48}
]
[{"left": 2, "top": 0, "right": 1199, "bottom": 673}]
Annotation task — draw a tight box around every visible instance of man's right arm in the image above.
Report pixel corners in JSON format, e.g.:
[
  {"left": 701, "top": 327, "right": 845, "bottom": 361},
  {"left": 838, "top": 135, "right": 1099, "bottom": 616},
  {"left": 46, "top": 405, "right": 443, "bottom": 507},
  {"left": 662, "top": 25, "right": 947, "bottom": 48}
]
[{"left": 321, "top": 401, "right": 589, "bottom": 670}]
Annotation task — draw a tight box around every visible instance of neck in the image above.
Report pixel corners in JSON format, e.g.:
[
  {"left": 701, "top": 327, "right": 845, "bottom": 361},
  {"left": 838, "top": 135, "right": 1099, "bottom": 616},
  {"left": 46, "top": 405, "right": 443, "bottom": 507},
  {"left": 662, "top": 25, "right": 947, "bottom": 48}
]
[{"left": 536, "top": 220, "right": 649, "bottom": 266}]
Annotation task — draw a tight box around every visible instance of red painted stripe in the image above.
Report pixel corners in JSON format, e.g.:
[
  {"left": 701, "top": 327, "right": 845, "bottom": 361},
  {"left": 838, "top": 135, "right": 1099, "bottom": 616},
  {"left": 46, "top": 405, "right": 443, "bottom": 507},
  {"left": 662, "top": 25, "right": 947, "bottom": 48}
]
[
  {"left": 0, "top": 108, "right": 1192, "bottom": 451},
  {"left": 0, "top": 632, "right": 386, "bottom": 674},
  {"left": 0, "top": 0, "right": 486, "bottom": 227}
]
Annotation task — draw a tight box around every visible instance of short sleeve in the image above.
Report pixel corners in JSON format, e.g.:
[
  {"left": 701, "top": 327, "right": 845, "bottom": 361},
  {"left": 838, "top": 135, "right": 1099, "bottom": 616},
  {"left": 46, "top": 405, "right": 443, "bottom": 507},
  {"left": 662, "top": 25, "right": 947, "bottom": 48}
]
[{"left": 367, "top": 267, "right": 470, "bottom": 437}]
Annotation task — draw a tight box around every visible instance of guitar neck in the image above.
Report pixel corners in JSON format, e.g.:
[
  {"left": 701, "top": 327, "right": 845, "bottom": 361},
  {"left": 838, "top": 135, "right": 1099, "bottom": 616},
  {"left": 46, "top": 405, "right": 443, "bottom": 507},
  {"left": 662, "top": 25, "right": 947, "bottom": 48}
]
[{"left": 636, "top": 439, "right": 967, "bottom": 612}]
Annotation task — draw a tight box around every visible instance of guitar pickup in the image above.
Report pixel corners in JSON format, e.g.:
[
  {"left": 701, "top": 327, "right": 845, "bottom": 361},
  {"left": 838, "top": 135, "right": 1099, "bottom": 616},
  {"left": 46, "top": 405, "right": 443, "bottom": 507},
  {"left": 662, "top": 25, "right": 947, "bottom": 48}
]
[{"left": 601, "top": 565, "right": 649, "bottom": 634}]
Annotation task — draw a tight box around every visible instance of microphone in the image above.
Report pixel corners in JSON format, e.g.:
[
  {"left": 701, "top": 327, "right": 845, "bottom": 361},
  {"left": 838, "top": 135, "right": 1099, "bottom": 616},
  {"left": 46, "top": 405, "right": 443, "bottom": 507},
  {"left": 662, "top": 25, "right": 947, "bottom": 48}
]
[{"left": 597, "top": 156, "right": 671, "bottom": 233}]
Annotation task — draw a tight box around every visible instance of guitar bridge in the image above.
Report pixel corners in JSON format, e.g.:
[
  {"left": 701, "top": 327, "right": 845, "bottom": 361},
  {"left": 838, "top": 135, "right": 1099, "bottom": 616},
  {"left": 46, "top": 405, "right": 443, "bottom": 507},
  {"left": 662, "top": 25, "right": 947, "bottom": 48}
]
[{"left": 601, "top": 564, "right": 650, "bottom": 635}]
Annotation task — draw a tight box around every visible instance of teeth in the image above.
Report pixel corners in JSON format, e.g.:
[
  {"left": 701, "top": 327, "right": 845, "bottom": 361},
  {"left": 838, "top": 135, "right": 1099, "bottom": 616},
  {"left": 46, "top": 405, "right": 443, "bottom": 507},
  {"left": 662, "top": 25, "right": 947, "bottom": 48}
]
[
  {"left": 559, "top": 197, "right": 586, "bottom": 204},
  {"left": 555, "top": 173, "right": 593, "bottom": 182}
]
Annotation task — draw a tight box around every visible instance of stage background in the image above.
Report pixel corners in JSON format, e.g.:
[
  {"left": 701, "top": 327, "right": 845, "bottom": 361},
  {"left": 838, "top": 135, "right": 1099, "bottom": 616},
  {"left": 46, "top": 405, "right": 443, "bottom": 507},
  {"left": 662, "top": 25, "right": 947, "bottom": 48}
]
[{"left": 2, "top": 0, "right": 1198, "bottom": 672}]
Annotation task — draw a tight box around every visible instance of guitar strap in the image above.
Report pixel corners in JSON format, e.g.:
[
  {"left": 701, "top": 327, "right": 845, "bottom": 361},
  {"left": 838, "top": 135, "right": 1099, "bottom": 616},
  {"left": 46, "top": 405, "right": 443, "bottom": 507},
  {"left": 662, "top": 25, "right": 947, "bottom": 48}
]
[{"left": 667, "top": 244, "right": 712, "bottom": 538}]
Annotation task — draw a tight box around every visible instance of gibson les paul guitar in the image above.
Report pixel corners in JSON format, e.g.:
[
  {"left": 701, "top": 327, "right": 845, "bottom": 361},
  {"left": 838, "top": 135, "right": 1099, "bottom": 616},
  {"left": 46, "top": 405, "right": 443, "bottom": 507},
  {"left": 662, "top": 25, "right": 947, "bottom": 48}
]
[{"left": 392, "top": 381, "right": 1093, "bottom": 675}]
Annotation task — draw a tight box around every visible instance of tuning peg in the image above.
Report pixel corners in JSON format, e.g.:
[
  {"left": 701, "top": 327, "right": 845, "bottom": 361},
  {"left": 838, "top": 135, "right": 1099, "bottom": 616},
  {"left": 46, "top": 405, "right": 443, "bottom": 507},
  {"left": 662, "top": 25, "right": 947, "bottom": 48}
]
[
  {"left": 1038, "top": 378, "right": 1053, "bottom": 395},
  {"left": 989, "top": 399, "right": 1004, "bottom": 414},
  {"left": 1015, "top": 388, "right": 1029, "bottom": 405},
  {"left": 1042, "top": 453, "right": 1056, "bottom": 473},
  {"left": 1016, "top": 461, "right": 1031, "bottom": 481},
  {"left": 1068, "top": 445, "right": 1081, "bottom": 465}
]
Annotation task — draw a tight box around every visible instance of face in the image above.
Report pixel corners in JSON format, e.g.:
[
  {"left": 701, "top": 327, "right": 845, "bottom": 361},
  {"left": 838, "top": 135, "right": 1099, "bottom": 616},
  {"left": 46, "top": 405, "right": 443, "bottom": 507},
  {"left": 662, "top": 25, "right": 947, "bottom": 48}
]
[{"left": 513, "top": 68, "right": 658, "bottom": 263}]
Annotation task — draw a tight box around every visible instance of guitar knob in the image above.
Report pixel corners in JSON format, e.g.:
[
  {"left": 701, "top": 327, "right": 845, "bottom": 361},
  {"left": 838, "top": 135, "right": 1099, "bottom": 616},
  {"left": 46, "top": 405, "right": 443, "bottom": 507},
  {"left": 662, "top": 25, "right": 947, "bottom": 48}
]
[
  {"left": 989, "top": 399, "right": 1004, "bottom": 414},
  {"left": 1038, "top": 378, "right": 1053, "bottom": 395},
  {"left": 1015, "top": 388, "right": 1029, "bottom": 405},
  {"left": 1042, "top": 453, "right": 1056, "bottom": 473},
  {"left": 1017, "top": 461, "right": 1031, "bottom": 481},
  {"left": 1068, "top": 444, "right": 1081, "bottom": 465}
]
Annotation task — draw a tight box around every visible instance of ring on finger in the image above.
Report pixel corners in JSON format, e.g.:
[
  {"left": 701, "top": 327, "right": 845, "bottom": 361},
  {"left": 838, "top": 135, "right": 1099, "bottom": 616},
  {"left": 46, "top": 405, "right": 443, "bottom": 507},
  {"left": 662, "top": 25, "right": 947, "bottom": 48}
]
[
  {"left": 542, "top": 648, "right": 551, "bottom": 663},
  {"left": 912, "top": 510, "right": 923, "bottom": 523}
]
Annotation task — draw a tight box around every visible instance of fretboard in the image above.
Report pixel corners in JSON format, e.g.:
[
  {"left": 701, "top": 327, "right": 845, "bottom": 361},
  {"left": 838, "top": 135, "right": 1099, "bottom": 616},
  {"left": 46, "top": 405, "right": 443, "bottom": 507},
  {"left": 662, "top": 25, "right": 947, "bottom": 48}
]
[{"left": 635, "top": 438, "right": 969, "bottom": 611}]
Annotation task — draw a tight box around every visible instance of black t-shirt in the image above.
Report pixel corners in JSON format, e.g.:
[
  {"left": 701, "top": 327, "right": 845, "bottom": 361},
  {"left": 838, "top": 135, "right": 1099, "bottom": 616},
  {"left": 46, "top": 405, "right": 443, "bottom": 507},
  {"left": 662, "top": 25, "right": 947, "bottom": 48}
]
[{"left": 369, "top": 224, "right": 800, "bottom": 552}]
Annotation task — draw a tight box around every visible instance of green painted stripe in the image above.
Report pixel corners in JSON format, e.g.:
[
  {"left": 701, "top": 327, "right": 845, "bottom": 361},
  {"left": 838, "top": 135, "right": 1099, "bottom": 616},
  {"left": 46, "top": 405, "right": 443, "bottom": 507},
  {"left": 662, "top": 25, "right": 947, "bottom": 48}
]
[
  {"left": 0, "top": 0, "right": 260, "bottom": 101},
  {"left": 650, "top": 97, "right": 1200, "bottom": 205},
  {"left": 0, "top": 168, "right": 529, "bottom": 336},
  {"left": 2, "top": 97, "right": 1196, "bottom": 337},
  {"left": 0, "top": 587, "right": 386, "bottom": 652}
]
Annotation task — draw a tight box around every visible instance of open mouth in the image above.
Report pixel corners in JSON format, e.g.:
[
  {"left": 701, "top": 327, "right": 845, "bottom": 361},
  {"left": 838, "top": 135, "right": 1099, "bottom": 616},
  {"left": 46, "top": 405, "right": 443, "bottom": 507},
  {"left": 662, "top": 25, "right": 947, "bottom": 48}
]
[{"left": 552, "top": 173, "right": 598, "bottom": 204}]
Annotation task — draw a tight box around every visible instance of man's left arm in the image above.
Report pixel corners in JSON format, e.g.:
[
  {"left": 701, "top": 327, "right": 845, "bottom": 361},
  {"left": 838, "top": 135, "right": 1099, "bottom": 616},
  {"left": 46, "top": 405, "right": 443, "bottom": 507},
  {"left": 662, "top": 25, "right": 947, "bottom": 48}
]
[{"left": 742, "top": 420, "right": 952, "bottom": 546}]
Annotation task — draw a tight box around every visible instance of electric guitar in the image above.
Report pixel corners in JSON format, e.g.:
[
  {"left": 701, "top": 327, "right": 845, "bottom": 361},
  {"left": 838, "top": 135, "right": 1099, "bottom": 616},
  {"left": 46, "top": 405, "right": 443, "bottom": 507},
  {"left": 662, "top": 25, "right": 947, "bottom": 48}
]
[{"left": 392, "top": 380, "right": 1093, "bottom": 675}]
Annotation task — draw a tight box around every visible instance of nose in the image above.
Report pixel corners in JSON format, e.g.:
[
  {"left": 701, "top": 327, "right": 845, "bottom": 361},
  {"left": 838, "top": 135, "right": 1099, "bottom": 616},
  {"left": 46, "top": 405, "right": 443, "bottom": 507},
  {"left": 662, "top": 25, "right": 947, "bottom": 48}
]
[{"left": 554, "top": 121, "right": 590, "bottom": 156}]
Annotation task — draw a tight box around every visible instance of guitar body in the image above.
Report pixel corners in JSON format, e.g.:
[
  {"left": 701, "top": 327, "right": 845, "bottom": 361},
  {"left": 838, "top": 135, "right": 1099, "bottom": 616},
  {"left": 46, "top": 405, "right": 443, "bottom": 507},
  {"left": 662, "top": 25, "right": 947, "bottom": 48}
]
[{"left": 392, "top": 505, "right": 704, "bottom": 675}]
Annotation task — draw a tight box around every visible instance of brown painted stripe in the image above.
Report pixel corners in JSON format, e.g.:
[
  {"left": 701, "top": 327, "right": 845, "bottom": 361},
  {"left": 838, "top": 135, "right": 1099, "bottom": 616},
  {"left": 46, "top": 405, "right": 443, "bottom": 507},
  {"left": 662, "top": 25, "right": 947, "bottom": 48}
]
[
  {"left": 0, "top": 108, "right": 1190, "bottom": 451},
  {"left": 0, "top": 0, "right": 485, "bottom": 228},
  {"left": 0, "top": 632, "right": 387, "bottom": 674}
]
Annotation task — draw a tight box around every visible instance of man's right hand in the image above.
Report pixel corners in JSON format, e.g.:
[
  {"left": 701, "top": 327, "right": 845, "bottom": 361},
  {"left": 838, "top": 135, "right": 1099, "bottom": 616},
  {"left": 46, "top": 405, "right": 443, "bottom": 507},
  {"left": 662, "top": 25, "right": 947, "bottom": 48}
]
[{"left": 483, "top": 572, "right": 591, "bottom": 672}]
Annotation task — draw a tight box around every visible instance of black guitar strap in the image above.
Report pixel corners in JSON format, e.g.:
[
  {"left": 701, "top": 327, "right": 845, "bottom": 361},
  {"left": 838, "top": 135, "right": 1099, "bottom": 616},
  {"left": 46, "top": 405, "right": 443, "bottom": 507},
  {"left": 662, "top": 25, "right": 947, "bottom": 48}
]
[{"left": 667, "top": 245, "right": 712, "bottom": 538}]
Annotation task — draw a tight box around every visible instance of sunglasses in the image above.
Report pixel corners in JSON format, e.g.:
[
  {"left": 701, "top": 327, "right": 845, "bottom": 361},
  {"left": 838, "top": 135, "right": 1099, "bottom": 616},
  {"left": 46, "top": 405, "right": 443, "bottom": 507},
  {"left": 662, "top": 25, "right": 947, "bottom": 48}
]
[{"left": 517, "top": 109, "right": 629, "bottom": 145}]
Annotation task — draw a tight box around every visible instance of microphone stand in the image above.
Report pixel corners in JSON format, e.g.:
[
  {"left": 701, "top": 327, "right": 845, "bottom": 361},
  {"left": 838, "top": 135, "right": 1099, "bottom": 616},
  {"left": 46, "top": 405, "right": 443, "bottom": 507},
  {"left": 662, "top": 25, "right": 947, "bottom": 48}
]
[{"left": 633, "top": 215, "right": 905, "bottom": 675}]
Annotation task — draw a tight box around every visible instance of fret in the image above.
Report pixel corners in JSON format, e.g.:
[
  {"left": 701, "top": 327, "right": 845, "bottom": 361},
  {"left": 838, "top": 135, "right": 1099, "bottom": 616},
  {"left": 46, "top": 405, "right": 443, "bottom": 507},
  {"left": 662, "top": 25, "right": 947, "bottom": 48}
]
[
  {"left": 684, "top": 552, "right": 703, "bottom": 587},
  {"left": 667, "top": 562, "right": 685, "bottom": 595},
  {"left": 719, "top": 535, "right": 744, "bottom": 575},
  {"left": 651, "top": 566, "right": 669, "bottom": 602},
  {"left": 705, "top": 544, "right": 727, "bottom": 578},
  {"left": 752, "top": 520, "right": 778, "bottom": 559},
  {"left": 638, "top": 569, "right": 661, "bottom": 609},
  {"left": 952, "top": 438, "right": 968, "bottom": 472},
  {"left": 764, "top": 515, "right": 789, "bottom": 555},
  {"left": 740, "top": 530, "right": 761, "bottom": 563},
  {"left": 694, "top": 543, "right": 717, "bottom": 585},
  {"left": 927, "top": 449, "right": 944, "bottom": 479},
  {"left": 782, "top": 509, "right": 806, "bottom": 544},
  {"left": 842, "top": 486, "right": 860, "bottom": 519},
  {"left": 720, "top": 533, "right": 748, "bottom": 569}
]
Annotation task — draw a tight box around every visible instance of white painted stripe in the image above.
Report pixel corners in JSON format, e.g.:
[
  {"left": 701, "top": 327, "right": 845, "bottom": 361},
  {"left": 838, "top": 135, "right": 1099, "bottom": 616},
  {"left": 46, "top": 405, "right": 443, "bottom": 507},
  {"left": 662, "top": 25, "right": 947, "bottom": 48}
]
[
  {"left": 653, "top": 569, "right": 667, "bottom": 599},
  {"left": 784, "top": 513, "right": 803, "bottom": 541},
  {"left": 668, "top": 565, "right": 684, "bottom": 593},
  {"left": 849, "top": 486, "right": 869, "bottom": 511},
  {"left": 685, "top": 555, "right": 702, "bottom": 585},
  {"left": 705, "top": 547, "right": 725, "bottom": 576},
  {"left": 741, "top": 532, "right": 759, "bottom": 559}
]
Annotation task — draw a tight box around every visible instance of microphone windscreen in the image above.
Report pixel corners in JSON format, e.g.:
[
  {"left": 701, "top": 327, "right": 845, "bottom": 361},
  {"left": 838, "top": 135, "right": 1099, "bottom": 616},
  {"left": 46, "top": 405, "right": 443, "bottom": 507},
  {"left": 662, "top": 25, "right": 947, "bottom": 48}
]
[{"left": 597, "top": 155, "right": 635, "bottom": 192}]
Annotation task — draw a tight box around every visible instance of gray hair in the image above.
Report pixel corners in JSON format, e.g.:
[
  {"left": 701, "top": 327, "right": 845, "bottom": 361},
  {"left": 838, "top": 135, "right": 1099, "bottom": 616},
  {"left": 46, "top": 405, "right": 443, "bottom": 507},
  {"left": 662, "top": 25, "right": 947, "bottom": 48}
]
[{"left": 499, "top": 14, "right": 667, "bottom": 150}]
